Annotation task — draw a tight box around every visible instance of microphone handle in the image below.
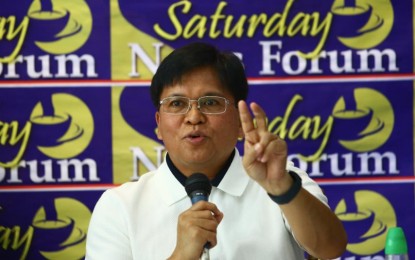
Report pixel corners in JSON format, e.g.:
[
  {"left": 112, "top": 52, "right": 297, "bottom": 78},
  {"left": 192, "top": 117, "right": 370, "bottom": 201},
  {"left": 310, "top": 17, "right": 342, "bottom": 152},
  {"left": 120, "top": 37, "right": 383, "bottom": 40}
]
[
  {"left": 190, "top": 191, "right": 208, "bottom": 204},
  {"left": 200, "top": 247, "right": 210, "bottom": 260},
  {"left": 190, "top": 194, "right": 211, "bottom": 249},
  {"left": 189, "top": 190, "right": 211, "bottom": 257}
]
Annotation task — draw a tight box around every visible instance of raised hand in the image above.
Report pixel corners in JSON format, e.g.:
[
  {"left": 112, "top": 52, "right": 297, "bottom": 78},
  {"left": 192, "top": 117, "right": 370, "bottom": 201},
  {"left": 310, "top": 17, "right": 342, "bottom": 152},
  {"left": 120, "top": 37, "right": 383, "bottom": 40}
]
[{"left": 238, "top": 100, "right": 292, "bottom": 195}]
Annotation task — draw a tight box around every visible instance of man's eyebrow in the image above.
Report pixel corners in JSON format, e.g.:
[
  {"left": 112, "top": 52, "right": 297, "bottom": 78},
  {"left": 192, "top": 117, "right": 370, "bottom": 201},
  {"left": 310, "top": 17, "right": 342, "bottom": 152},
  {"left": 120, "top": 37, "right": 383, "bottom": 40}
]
[
  {"left": 165, "top": 93, "right": 186, "bottom": 97},
  {"left": 202, "top": 92, "right": 225, "bottom": 96},
  {"left": 165, "top": 92, "right": 226, "bottom": 98}
]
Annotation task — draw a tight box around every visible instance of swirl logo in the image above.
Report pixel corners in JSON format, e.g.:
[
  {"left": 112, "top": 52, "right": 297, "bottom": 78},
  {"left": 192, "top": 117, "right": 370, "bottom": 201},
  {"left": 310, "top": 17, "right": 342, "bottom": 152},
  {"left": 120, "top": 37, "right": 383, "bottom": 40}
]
[
  {"left": 331, "top": 88, "right": 394, "bottom": 152},
  {"left": 335, "top": 190, "right": 396, "bottom": 254},
  {"left": 30, "top": 93, "right": 94, "bottom": 159},
  {"left": 31, "top": 198, "right": 91, "bottom": 259},
  {"left": 27, "top": 0, "right": 92, "bottom": 54},
  {"left": 331, "top": 0, "right": 394, "bottom": 49}
]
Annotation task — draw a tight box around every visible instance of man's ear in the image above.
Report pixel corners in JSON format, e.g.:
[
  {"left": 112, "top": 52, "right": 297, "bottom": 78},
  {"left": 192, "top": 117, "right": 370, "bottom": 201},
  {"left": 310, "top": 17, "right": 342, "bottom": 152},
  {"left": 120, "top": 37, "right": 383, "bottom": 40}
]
[{"left": 155, "top": 112, "right": 163, "bottom": 140}]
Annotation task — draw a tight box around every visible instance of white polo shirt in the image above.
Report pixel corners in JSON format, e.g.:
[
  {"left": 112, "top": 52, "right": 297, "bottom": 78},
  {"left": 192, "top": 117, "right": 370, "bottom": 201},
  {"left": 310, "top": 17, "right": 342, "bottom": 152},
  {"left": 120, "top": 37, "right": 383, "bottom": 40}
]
[{"left": 86, "top": 149, "right": 327, "bottom": 259}]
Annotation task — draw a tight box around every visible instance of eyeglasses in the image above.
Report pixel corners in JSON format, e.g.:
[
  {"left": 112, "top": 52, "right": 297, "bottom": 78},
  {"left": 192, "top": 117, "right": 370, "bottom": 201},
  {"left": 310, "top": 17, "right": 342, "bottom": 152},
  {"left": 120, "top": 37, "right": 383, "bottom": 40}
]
[{"left": 159, "top": 96, "right": 231, "bottom": 115}]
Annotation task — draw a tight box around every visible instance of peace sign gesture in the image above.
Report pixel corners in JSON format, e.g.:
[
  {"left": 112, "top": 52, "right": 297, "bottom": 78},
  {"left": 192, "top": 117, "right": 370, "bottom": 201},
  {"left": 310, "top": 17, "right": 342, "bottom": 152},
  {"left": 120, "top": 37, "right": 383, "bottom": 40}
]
[{"left": 238, "top": 100, "right": 293, "bottom": 195}]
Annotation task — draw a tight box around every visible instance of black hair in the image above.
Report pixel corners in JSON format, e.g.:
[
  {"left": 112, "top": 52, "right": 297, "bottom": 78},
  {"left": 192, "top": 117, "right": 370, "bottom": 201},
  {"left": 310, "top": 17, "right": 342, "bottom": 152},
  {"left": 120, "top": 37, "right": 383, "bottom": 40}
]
[{"left": 150, "top": 42, "right": 249, "bottom": 108}]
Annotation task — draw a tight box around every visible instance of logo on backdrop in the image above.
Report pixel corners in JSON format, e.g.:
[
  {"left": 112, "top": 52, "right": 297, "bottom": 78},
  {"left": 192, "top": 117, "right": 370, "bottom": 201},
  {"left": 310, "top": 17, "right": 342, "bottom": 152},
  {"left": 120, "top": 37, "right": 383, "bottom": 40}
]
[
  {"left": 268, "top": 87, "right": 395, "bottom": 161},
  {"left": 335, "top": 190, "right": 396, "bottom": 255},
  {"left": 0, "top": 0, "right": 92, "bottom": 63},
  {"left": 331, "top": 88, "right": 394, "bottom": 152},
  {"left": 31, "top": 197, "right": 91, "bottom": 259},
  {"left": 118, "top": 0, "right": 394, "bottom": 56},
  {"left": 0, "top": 198, "right": 91, "bottom": 259},
  {"left": 331, "top": 0, "right": 393, "bottom": 49},
  {"left": 30, "top": 93, "right": 94, "bottom": 159},
  {"left": 0, "top": 93, "right": 94, "bottom": 168}
]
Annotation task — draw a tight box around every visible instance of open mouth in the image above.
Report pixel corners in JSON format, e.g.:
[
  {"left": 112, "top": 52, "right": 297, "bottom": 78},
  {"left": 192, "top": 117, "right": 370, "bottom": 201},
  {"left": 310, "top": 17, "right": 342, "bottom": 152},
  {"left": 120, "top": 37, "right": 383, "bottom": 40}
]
[{"left": 186, "top": 132, "right": 205, "bottom": 142}]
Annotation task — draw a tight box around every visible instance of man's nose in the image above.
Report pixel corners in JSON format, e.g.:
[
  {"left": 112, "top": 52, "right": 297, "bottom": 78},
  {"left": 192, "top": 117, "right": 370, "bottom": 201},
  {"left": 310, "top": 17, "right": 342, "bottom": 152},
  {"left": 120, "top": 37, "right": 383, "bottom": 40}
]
[
  {"left": 188, "top": 100, "right": 201, "bottom": 112},
  {"left": 185, "top": 101, "right": 205, "bottom": 124}
]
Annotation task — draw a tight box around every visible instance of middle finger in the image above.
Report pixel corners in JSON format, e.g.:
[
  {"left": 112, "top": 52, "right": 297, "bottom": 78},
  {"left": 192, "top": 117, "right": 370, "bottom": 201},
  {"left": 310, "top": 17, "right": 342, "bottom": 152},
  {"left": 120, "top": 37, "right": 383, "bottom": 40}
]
[
  {"left": 250, "top": 102, "right": 268, "bottom": 133},
  {"left": 238, "top": 100, "right": 259, "bottom": 144}
]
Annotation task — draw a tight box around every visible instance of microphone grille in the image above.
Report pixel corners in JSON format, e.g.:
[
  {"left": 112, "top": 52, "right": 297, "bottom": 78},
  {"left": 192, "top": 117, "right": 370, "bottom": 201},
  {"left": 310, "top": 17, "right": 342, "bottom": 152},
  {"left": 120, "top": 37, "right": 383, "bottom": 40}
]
[{"left": 185, "top": 173, "right": 212, "bottom": 196}]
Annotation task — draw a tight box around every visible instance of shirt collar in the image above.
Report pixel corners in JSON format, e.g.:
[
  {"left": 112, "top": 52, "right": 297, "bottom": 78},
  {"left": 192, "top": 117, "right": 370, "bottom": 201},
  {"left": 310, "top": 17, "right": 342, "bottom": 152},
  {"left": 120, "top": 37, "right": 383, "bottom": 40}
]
[
  {"left": 156, "top": 149, "right": 249, "bottom": 206},
  {"left": 215, "top": 149, "right": 250, "bottom": 197},
  {"left": 166, "top": 150, "right": 235, "bottom": 187}
]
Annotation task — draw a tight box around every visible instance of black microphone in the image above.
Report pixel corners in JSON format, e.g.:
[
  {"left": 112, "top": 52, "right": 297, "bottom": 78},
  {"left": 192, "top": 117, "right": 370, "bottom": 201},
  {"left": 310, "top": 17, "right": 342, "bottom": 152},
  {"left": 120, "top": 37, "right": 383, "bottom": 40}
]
[
  {"left": 185, "top": 173, "right": 212, "bottom": 260},
  {"left": 185, "top": 173, "right": 212, "bottom": 204}
]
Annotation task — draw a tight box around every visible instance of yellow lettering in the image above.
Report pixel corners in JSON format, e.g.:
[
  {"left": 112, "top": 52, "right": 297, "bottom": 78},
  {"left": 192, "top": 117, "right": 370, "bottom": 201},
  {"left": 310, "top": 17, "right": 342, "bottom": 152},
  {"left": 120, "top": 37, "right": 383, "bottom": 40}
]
[
  {"left": 0, "top": 121, "right": 32, "bottom": 168},
  {"left": 224, "top": 15, "right": 247, "bottom": 38},
  {"left": 287, "top": 13, "right": 308, "bottom": 35},
  {"left": 209, "top": 2, "right": 227, "bottom": 38},
  {"left": 154, "top": 0, "right": 333, "bottom": 58},
  {"left": 0, "top": 18, "right": 7, "bottom": 38},
  {"left": 299, "top": 116, "right": 333, "bottom": 161},
  {"left": 0, "top": 226, "right": 12, "bottom": 249},
  {"left": 299, "top": 13, "right": 333, "bottom": 58},
  {"left": 153, "top": 0, "right": 190, "bottom": 40},
  {"left": 183, "top": 15, "right": 206, "bottom": 38},
  {"left": 0, "top": 16, "right": 29, "bottom": 63},
  {"left": 288, "top": 116, "right": 310, "bottom": 138},
  {"left": 247, "top": 14, "right": 267, "bottom": 37},
  {"left": 264, "top": 0, "right": 294, "bottom": 36},
  {"left": 268, "top": 95, "right": 333, "bottom": 161},
  {"left": 263, "top": 13, "right": 282, "bottom": 37},
  {"left": 0, "top": 225, "right": 34, "bottom": 260},
  {"left": 268, "top": 94, "right": 302, "bottom": 138}
]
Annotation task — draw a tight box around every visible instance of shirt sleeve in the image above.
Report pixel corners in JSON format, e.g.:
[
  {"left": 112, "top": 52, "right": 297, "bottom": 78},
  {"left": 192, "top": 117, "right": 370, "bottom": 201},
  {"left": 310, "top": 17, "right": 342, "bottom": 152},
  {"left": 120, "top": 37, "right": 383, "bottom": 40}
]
[
  {"left": 85, "top": 189, "right": 133, "bottom": 260},
  {"left": 282, "top": 161, "right": 330, "bottom": 232}
]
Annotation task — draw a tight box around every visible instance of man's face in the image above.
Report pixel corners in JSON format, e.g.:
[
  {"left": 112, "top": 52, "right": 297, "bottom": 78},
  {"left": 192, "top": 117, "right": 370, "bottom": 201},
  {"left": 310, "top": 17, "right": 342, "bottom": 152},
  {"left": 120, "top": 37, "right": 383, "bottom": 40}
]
[{"left": 155, "top": 66, "right": 243, "bottom": 178}]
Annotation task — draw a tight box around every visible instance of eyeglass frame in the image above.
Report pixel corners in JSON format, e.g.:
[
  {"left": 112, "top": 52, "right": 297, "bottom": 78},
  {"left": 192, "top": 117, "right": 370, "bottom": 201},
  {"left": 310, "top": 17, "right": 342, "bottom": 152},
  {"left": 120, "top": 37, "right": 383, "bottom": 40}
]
[{"left": 158, "top": 95, "right": 233, "bottom": 115}]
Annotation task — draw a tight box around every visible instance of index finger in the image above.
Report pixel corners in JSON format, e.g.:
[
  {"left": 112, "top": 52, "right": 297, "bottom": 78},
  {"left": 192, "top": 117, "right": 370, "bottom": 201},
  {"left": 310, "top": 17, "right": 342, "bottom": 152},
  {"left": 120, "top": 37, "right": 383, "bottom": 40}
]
[
  {"left": 191, "top": 201, "right": 223, "bottom": 220},
  {"left": 238, "top": 100, "right": 255, "bottom": 136}
]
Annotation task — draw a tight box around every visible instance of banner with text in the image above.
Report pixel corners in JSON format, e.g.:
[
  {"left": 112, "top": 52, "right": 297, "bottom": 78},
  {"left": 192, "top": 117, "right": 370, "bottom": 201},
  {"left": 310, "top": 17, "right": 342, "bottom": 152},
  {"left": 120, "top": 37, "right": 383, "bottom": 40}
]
[{"left": 0, "top": 0, "right": 414, "bottom": 259}]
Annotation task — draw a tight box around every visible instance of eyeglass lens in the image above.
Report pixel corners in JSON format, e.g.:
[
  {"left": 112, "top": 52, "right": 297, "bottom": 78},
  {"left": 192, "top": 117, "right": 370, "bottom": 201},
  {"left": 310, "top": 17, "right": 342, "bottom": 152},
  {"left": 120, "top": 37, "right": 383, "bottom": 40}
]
[{"left": 161, "top": 96, "right": 227, "bottom": 114}]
